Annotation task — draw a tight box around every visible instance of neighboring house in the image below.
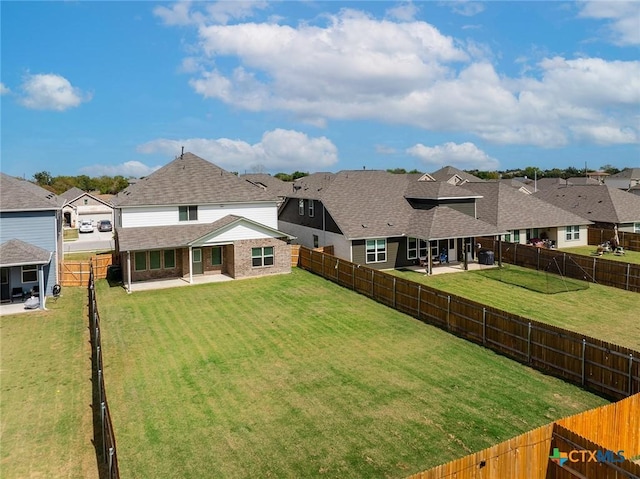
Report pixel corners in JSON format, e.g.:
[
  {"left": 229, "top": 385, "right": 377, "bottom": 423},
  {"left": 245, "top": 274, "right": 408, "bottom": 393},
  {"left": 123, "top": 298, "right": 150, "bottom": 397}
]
[
  {"left": 501, "top": 178, "right": 533, "bottom": 194},
  {"left": 0, "top": 173, "right": 64, "bottom": 306},
  {"left": 604, "top": 168, "right": 640, "bottom": 192},
  {"left": 534, "top": 184, "right": 640, "bottom": 233},
  {"left": 241, "top": 173, "right": 291, "bottom": 207},
  {"left": 112, "top": 152, "right": 293, "bottom": 290},
  {"left": 59, "top": 187, "right": 114, "bottom": 228},
  {"left": 463, "top": 182, "right": 593, "bottom": 248},
  {"left": 278, "top": 170, "right": 501, "bottom": 271},
  {"left": 429, "top": 165, "right": 484, "bottom": 185}
]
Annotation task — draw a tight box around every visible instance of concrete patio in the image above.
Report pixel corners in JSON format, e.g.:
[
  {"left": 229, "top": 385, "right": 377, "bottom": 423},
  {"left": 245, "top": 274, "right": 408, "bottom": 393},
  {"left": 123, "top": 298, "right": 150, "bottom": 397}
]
[
  {"left": 126, "top": 273, "right": 234, "bottom": 292},
  {"left": 400, "top": 260, "right": 498, "bottom": 275}
]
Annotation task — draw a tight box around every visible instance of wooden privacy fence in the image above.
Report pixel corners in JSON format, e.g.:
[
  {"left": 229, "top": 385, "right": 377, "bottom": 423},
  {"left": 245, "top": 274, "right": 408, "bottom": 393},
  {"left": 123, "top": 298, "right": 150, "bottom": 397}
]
[
  {"left": 88, "top": 262, "right": 120, "bottom": 479},
  {"left": 61, "top": 254, "right": 113, "bottom": 286},
  {"left": 477, "top": 237, "right": 640, "bottom": 293},
  {"left": 408, "top": 393, "right": 640, "bottom": 479},
  {"left": 298, "top": 247, "right": 640, "bottom": 401},
  {"left": 589, "top": 227, "right": 640, "bottom": 252}
]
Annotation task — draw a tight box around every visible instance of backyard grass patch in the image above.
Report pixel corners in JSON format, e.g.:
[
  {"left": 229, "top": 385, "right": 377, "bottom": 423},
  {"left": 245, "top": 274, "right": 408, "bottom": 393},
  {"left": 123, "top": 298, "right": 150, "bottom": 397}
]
[
  {"left": 0, "top": 288, "right": 98, "bottom": 479},
  {"left": 96, "top": 269, "right": 608, "bottom": 479},
  {"left": 63, "top": 228, "right": 79, "bottom": 241},
  {"left": 389, "top": 265, "right": 640, "bottom": 350},
  {"left": 559, "top": 245, "right": 640, "bottom": 264}
]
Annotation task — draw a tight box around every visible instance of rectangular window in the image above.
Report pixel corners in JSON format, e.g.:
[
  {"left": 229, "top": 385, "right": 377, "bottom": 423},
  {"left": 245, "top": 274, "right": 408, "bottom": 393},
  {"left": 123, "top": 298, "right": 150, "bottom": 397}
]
[
  {"left": 418, "top": 239, "right": 428, "bottom": 258},
  {"left": 164, "top": 249, "right": 176, "bottom": 269},
  {"left": 252, "top": 246, "right": 274, "bottom": 267},
  {"left": 449, "top": 239, "right": 455, "bottom": 249},
  {"left": 134, "top": 252, "right": 147, "bottom": 271},
  {"left": 179, "top": 205, "right": 198, "bottom": 221},
  {"left": 308, "top": 200, "right": 314, "bottom": 217},
  {"left": 634, "top": 223, "right": 640, "bottom": 233},
  {"left": 504, "top": 234, "right": 511, "bottom": 243},
  {"left": 298, "top": 199, "right": 304, "bottom": 215},
  {"left": 211, "top": 246, "right": 222, "bottom": 266},
  {"left": 313, "top": 235, "right": 319, "bottom": 248},
  {"left": 366, "top": 239, "right": 386, "bottom": 263},
  {"left": 22, "top": 265, "right": 38, "bottom": 283},
  {"left": 513, "top": 230, "right": 520, "bottom": 243},
  {"left": 566, "top": 225, "right": 580, "bottom": 241},
  {"left": 149, "top": 250, "right": 161, "bottom": 270},
  {"left": 407, "top": 237, "right": 417, "bottom": 259}
]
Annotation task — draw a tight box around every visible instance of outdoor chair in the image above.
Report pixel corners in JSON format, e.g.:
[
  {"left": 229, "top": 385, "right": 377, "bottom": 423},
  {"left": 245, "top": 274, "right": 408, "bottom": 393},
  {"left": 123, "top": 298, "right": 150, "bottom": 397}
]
[
  {"left": 30, "top": 285, "right": 39, "bottom": 297},
  {"left": 11, "top": 288, "right": 25, "bottom": 302}
]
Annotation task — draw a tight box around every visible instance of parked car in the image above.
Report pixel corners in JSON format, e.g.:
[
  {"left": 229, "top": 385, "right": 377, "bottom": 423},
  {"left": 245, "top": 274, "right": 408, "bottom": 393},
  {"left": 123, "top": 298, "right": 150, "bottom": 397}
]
[
  {"left": 79, "top": 219, "right": 94, "bottom": 233},
  {"left": 98, "top": 220, "right": 112, "bottom": 232}
]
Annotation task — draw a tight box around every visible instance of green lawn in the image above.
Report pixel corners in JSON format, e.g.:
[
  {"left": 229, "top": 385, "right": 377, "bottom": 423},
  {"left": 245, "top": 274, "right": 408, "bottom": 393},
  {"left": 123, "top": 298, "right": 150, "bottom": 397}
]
[
  {"left": 63, "top": 228, "right": 79, "bottom": 241},
  {"left": 96, "top": 269, "right": 608, "bottom": 479},
  {"left": 559, "top": 245, "right": 640, "bottom": 264},
  {"left": 0, "top": 288, "right": 99, "bottom": 478},
  {"left": 389, "top": 265, "right": 640, "bottom": 350}
]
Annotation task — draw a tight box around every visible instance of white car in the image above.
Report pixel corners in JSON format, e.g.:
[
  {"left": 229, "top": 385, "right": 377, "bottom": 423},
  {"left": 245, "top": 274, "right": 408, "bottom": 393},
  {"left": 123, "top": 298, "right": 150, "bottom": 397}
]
[{"left": 79, "top": 220, "right": 94, "bottom": 233}]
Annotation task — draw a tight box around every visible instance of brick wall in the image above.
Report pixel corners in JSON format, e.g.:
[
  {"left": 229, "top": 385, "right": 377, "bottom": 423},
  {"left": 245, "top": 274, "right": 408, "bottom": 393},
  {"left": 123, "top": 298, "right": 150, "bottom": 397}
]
[{"left": 232, "top": 237, "right": 291, "bottom": 279}]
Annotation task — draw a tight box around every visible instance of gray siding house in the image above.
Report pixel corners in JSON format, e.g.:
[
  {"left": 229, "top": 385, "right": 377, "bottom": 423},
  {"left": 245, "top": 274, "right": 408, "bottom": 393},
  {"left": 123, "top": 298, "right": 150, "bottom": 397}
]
[{"left": 0, "top": 173, "right": 64, "bottom": 306}]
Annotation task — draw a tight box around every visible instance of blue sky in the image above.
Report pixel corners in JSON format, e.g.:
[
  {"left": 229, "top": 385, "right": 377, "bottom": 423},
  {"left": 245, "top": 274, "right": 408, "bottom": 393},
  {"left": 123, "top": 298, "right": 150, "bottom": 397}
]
[{"left": 1, "top": 1, "right": 639, "bottom": 179}]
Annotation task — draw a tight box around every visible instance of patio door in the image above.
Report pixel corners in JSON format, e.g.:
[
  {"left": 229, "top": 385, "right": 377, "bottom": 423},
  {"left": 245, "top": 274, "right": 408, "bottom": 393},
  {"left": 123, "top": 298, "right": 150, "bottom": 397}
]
[
  {"left": 0, "top": 268, "right": 9, "bottom": 303},
  {"left": 192, "top": 248, "right": 203, "bottom": 275}
]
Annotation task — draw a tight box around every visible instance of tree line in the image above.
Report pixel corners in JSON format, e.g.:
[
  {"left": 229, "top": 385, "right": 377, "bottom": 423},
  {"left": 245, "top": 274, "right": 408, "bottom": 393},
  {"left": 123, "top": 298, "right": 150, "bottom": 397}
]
[{"left": 31, "top": 164, "right": 623, "bottom": 195}]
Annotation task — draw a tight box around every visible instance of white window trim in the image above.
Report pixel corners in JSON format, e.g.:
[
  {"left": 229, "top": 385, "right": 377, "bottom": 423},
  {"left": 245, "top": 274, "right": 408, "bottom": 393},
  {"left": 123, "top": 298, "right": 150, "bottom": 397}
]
[
  {"left": 298, "top": 199, "right": 304, "bottom": 216},
  {"left": 565, "top": 225, "right": 580, "bottom": 241},
  {"left": 21, "top": 265, "right": 38, "bottom": 283},
  {"left": 308, "top": 200, "right": 314, "bottom": 217},
  {"left": 366, "top": 239, "right": 387, "bottom": 264},
  {"left": 179, "top": 205, "right": 198, "bottom": 221},
  {"left": 407, "top": 237, "right": 417, "bottom": 260},
  {"left": 252, "top": 246, "right": 275, "bottom": 267}
]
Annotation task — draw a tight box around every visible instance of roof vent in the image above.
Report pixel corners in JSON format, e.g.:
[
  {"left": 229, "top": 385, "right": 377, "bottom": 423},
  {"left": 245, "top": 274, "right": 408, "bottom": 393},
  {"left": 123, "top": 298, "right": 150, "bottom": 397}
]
[{"left": 361, "top": 224, "right": 368, "bottom": 228}]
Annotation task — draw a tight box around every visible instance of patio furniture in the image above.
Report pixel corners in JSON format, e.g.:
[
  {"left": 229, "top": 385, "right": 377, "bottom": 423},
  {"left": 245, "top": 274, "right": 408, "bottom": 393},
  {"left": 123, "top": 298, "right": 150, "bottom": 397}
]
[
  {"left": 11, "top": 288, "right": 25, "bottom": 302},
  {"left": 30, "top": 285, "right": 39, "bottom": 297}
]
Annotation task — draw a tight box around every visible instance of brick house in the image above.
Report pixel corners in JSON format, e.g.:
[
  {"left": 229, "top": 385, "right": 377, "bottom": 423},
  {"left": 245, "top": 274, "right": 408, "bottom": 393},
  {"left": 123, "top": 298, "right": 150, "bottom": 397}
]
[{"left": 113, "top": 153, "right": 293, "bottom": 291}]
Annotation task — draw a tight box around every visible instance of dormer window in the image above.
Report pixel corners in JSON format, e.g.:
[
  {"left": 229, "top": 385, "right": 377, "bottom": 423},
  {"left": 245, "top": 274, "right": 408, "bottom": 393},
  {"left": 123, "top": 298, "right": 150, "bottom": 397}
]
[{"left": 179, "top": 205, "right": 198, "bottom": 221}]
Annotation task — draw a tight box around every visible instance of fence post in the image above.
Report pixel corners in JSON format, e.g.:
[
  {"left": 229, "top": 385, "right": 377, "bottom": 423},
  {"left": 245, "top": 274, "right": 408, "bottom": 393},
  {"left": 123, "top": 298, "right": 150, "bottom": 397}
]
[
  {"left": 593, "top": 257, "right": 596, "bottom": 280},
  {"left": 527, "top": 322, "right": 532, "bottom": 363},
  {"left": 98, "top": 369, "right": 103, "bottom": 404},
  {"left": 352, "top": 263, "right": 355, "bottom": 291},
  {"left": 101, "top": 401, "right": 107, "bottom": 460},
  {"left": 370, "top": 269, "right": 374, "bottom": 297},
  {"left": 581, "top": 339, "right": 586, "bottom": 386},
  {"left": 417, "top": 285, "right": 421, "bottom": 319},
  {"left": 482, "top": 308, "right": 486, "bottom": 346},
  {"left": 392, "top": 277, "right": 396, "bottom": 309},
  {"left": 537, "top": 247, "right": 540, "bottom": 270},
  {"left": 322, "top": 253, "right": 325, "bottom": 277},
  {"left": 630, "top": 354, "right": 634, "bottom": 396},
  {"left": 446, "top": 295, "right": 451, "bottom": 331},
  {"left": 109, "top": 447, "right": 114, "bottom": 478},
  {"left": 626, "top": 263, "right": 630, "bottom": 291},
  {"left": 563, "top": 253, "right": 567, "bottom": 278}
]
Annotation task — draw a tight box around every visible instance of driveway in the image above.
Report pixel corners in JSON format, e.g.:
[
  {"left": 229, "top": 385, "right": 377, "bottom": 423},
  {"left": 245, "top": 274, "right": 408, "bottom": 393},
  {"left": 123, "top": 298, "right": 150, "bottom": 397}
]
[{"left": 63, "top": 230, "right": 115, "bottom": 253}]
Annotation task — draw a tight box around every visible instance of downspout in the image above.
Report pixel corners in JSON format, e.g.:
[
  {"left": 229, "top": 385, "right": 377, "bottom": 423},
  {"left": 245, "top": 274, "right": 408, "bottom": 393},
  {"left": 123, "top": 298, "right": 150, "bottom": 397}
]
[
  {"left": 322, "top": 203, "right": 326, "bottom": 247},
  {"left": 126, "top": 251, "right": 132, "bottom": 293}
]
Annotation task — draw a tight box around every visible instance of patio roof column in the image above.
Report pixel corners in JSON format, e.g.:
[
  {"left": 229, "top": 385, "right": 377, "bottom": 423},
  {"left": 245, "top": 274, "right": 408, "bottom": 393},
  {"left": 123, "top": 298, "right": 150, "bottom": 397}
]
[
  {"left": 38, "top": 266, "right": 45, "bottom": 310},
  {"left": 126, "top": 251, "right": 132, "bottom": 293},
  {"left": 188, "top": 246, "right": 193, "bottom": 284}
]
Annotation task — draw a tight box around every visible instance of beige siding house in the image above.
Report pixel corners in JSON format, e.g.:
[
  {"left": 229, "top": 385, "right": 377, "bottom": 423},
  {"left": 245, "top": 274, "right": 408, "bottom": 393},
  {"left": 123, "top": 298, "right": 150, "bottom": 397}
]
[{"left": 113, "top": 152, "right": 293, "bottom": 291}]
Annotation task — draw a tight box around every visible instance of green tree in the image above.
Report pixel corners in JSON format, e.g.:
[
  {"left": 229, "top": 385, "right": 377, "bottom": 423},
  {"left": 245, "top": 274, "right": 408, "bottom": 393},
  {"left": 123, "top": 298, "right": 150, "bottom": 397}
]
[{"left": 33, "top": 171, "right": 53, "bottom": 186}]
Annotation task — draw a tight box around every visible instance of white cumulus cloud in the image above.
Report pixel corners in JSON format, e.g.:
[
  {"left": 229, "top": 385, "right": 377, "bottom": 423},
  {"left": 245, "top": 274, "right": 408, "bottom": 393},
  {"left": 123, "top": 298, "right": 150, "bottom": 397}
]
[
  {"left": 407, "top": 141, "right": 499, "bottom": 170},
  {"left": 137, "top": 129, "right": 338, "bottom": 172},
  {"left": 18, "top": 73, "right": 91, "bottom": 111},
  {"left": 159, "top": 4, "right": 640, "bottom": 149},
  {"left": 0, "top": 83, "right": 10, "bottom": 95},
  {"left": 578, "top": 1, "right": 640, "bottom": 46},
  {"left": 80, "top": 161, "right": 162, "bottom": 178}
]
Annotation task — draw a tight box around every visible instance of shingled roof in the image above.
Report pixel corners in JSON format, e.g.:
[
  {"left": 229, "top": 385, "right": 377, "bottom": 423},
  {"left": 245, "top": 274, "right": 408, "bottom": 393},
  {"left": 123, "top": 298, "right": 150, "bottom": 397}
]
[
  {"left": 112, "top": 152, "right": 277, "bottom": 207},
  {"left": 117, "top": 214, "right": 293, "bottom": 251},
  {"left": 430, "top": 166, "right": 484, "bottom": 184},
  {"left": 0, "top": 239, "right": 52, "bottom": 267},
  {"left": 241, "top": 173, "right": 291, "bottom": 198},
  {"left": 285, "top": 170, "right": 499, "bottom": 240},
  {"left": 59, "top": 187, "right": 86, "bottom": 201},
  {"left": 464, "top": 182, "right": 592, "bottom": 230},
  {"left": 533, "top": 185, "right": 640, "bottom": 224},
  {"left": 0, "top": 173, "right": 63, "bottom": 211}
]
